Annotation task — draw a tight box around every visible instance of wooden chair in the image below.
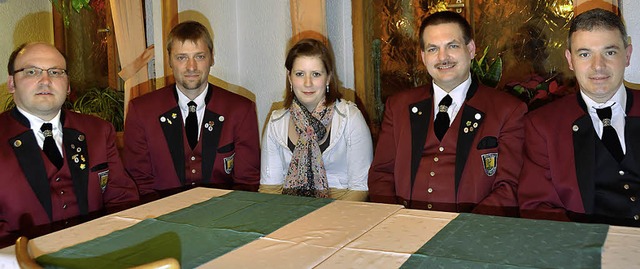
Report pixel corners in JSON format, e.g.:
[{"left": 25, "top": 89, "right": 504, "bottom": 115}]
[
  {"left": 130, "top": 257, "right": 181, "bottom": 269},
  {"left": 15, "top": 236, "right": 42, "bottom": 269},
  {"left": 15, "top": 236, "right": 180, "bottom": 269}
]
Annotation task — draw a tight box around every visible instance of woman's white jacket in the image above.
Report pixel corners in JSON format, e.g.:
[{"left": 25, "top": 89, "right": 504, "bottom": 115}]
[{"left": 260, "top": 99, "right": 373, "bottom": 191}]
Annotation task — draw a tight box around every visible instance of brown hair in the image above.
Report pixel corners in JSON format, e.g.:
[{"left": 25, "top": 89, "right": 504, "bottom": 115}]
[
  {"left": 567, "top": 8, "right": 628, "bottom": 50},
  {"left": 419, "top": 11, "right": 473, "bottom": 51},
  {"left": 283, "top": 38, "right": 341, "bottom": 108},
  {"left": 166, "top": 21, "right": 214, "bottom": 57},
  {"left": 7, "top": 43, "right": 30, "bottom": 75}
]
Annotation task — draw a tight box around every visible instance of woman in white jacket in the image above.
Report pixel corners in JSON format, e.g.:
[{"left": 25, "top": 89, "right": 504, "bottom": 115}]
[{"left": 260, "top": 38, "right": 373, "bottom": 201}]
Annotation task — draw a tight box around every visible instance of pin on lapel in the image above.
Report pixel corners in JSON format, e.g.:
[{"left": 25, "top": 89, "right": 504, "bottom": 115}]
[
  {"left": 13, "top": 140, "right": 22, "bottom": 147},
  {"left": 205, "top": 121, "right": 215, "bottom": 132},
  {"left": 572, "top": 125, "right": 579, "bottom": 132},
  {"left": 219, "top": 116, "right": 225, "bottom": 122},
  {"left": 172, "top": 113, "right": 178, "bottom": 119}
]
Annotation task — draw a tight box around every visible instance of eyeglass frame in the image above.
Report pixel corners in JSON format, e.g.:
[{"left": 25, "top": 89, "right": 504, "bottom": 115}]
[{"left": 13, "top": 67, "right": 68, "bottom": 78}]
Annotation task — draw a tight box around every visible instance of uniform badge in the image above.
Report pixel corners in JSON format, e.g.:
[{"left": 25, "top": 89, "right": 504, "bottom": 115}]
[
  {"left": 481, "top": 153, "right": 498, "bottom": 176},
  {"left": 98, "top": 170, "right": 109, "bottom": 193},
  {"left": 223, "top": 153, "right": 235, "bottom": 174}
]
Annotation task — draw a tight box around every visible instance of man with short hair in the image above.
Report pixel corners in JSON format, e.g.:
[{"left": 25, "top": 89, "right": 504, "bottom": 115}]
[
  {"left": 0, "top": 42, "right": 139, "bottom": 237},
  {"left": 519, "top": 8, "right": 640, "bottom": 226},
  {"left": 369, "top": 11, "right": 527, "bottom": 216},
  {"left": 123, "top": 21, "right": 260, "bottom": 197}
]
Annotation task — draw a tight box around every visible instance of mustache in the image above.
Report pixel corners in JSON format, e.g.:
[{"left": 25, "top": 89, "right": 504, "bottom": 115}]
[{"left": 434, "top": 61, "right": 457, "bottom": 68}]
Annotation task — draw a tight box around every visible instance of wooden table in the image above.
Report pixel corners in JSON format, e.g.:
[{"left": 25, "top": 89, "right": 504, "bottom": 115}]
[{"left": 2, "top": 188, "right": 639, "bottom": 268}]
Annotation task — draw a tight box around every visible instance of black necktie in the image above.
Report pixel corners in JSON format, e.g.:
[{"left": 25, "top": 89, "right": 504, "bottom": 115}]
[
  {"left": 434, "top": 95, "right": 453, "bottom": 141},
  {"left": 185, "top": 101, "right": 198, "bottom": 149},
  {"left": 596, "top": 107, "right": 624, "bottom": 162},
  {"left": 41, "top": 123, "right": 63, "bottom": 169}
]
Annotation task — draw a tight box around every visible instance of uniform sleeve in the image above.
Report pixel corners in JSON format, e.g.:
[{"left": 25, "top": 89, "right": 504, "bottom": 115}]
[
  {"left": 102, "top": 122, "right": 140, "bottom": 207},
  {"left": 473, "top": 100, "right": 526, "bottom": 216},
  {"left": 518, "top": 114, "right": 571, "bottom": 221},
  {"left": 122, "top": 101, "right": 156, "bottom": 196},
  {"left": 368, "top": 97, "right": 399, "bottom": 204},
  {"left": 346, "top": 104, "right": 373, "bottom": 191},
  {"left": 230, "top": 101, "right": 261, "bottom": 191}
]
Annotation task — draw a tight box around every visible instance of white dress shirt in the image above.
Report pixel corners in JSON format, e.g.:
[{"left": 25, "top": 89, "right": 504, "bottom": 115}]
[
  {"left": 176, "top": 85, "right": 208, "bottom": 139},
  {"left": 17, "top": 107, "right": 64, "bottom": 156},
  {"left": 581, "top": 85, "right": 627, "bottom": 154},
  {"left": 432, "top": 74, "right": 471, "bottom": 125}
]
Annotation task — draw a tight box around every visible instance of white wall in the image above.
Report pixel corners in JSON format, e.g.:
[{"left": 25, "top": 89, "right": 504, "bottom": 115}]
[
  {"left": 175, "top": 0, "right": 291, "bottom": 135},
  {"left": 327, "top": 0, "right": 355, "bottom": 90},
  {"left": 0, "top": 0, "right": 52, "bottom": 94},
  {"left": 623, "top": 1, "right": 640, "bottom": 84}
]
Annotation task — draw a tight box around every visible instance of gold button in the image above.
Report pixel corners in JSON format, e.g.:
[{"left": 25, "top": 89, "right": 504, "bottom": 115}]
[
  {"left": 427, "top": 188, "right": 433, "bottom": 193},
  {"left": 63, "top": 204, "right": 67, "bottom": 209},
  {"left": 619, "top": 170, "right": 625, "bottom": 176},
  {"left": 191, "top": 156, "right": 196, "bottom": 161},
  {"left": 191, "top": 169, "right": 197, "bottom": 174},
  {"left": 439, "top": 147, "right": 444, "bottom": 152},
  {"left": 427, "top": 204, "right": 433, "bottom": 209},
  {"left": 430, "top": 171, "right": 435, "bottom": 177},
  {"left": 624, "top": 184, "right": 630, "bottom": 190},
  {"left": 631, "top": 197, "right": 637, "bottom": 202},
  {"left": 434, "top": 156, "right": 439, "bottom": 162}
]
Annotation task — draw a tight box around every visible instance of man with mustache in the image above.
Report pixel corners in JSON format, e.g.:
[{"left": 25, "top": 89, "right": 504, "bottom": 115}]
[
  {"left": 0, "top": 43, "right": 138, "bottom": 238},
  {"left": 123, "top": 21, "right": 260, "bottom": 199},
  {"left": 369, "top": 11, "right": 527, "bottom": 216},
  {"left": 519, "top": 8, "right": 640, "bottom": 226}
]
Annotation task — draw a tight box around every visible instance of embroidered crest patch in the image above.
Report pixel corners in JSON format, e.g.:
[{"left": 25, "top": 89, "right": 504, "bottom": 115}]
[
  {"left": 481, "top": 153, "right": 498, "bottom": 176},
  {"left": 98, "top": 170, "right": 109, "bottom": 193},
  {"left": 224, "top": 153, "right": 235, "bottom": 174}
]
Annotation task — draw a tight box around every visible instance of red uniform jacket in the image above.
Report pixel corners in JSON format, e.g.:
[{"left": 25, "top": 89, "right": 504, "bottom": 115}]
[
  {"left": 369, "top": 79, "right": 527, "bottom": 216},
  {"left": 519, "top": 89, "right": 640, "bottom": 222},
  {"left": 123, "top": 84, "right": 260, "bottom": 195},
  {"left": 0, "top": 109, "right": 139, "bottom": 236}
]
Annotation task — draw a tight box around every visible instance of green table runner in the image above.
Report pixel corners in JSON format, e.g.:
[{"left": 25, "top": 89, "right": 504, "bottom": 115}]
[
  {"left": 401, "top": 213, "right": 609, "bottom": 269},
  {"left": 37, "top": 191, "right": 333, "bottom": 268}
]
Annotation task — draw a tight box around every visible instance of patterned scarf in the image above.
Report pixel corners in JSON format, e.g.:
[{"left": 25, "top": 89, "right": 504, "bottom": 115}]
[{"left": 283, "top": 96, "right": 335, "bottom": 198}]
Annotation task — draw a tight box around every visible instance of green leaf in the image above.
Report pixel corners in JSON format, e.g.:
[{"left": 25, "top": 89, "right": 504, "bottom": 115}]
[
  {"left": 72, "top": 0, "right": 91, "bottom": 13},
  {"left": 483, "top": 57, "right": 502, "bottom": 87}
]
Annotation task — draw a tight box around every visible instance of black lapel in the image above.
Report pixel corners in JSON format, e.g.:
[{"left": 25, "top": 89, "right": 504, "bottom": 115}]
[
  {"left": 624, "top": 89, "right": 640, "bottom": 168},
  {"left": 454, "top": 79, "right": 482, "bottom": 196},
  {"left": 409, "top": 98, "right": 432, "bottom": 196},
  {"left": 574, "top": 94, "right": 596, "bottom": 213},
  {"left": 10, "top": 131, "right": 53, "bottom": 220},
  {"left": 159, "top": 107, "right": 187, "bottom": 185},
  {"left": 454, "top": 106, "right": 484, "bottom": 195},
  {"left": 63, "top": 125, "right": 89, "bottom": 215},
  {"left": 201, "top": 110, "right": 224, "bottom": 184}
]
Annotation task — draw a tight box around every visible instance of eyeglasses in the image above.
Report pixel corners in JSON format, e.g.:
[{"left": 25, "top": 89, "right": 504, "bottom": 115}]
[{"left": 14, "top": 67, "right": 67, "bottom": 78}]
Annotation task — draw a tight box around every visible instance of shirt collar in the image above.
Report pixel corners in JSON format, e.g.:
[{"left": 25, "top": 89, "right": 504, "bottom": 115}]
[
  {"left": 580, "top": 84, "right": 626, "bottom": 113},
  {"left": 433, "top": 73, "right": 471, "bottom": 107},
  {"left": 17, "top": 106, "right": 62, "bottom": 133},
  {"left": 176, "top": 84, "right": 208, "bottom": 112}
]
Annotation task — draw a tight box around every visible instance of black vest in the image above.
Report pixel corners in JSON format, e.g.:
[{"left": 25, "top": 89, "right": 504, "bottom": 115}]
[{"left": 592, "top": 138, "right": 640, "bottom": 226}]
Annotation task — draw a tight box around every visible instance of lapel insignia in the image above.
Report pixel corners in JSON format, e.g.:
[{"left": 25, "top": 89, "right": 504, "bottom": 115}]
[
  {"left": 98, "top": 170, "right": 109, "bottom": 193},
  {"left": 412, "top": 107, "right": 418, "bottom": 113},
  {"left": 481, "top": 153, "right": 498, "bottom": 176},
  {"left": 13, "top": 140, "right": 22, "bottom": 147},
  {"left": 160, "top": 116, "right": 166, "bottom": 122},
  {"left": 219, "top": 116, "right": 225, "bottom": 122},
  {"left": 466, "top": 121, "right": 471, "bottom": 126},
  {"left": 473, "top": 122, "right": 478, "bottom": 128},
  {"left": 172, "top": 113, "right": 178, "bottom": 119},
  {"left": 224, "top": 153, "right": 235, "bottom": 174},
  {"left": 78, "top": 135, "right": 85, "bottom": 141},
  {"left": 80, "top": 163, "right": 86, "bottom": 170},
  {"left": 475, "top": 113, "right": 482, "bottom": 120},
  {"left": 464, "top": 127, "right": 469, "bottom": 133},
  {"left": 204, "top": 121, "right": 215, "bottom": 132},
  {"left": 572, "top": 125, "right": 579, "bottom": 132}
]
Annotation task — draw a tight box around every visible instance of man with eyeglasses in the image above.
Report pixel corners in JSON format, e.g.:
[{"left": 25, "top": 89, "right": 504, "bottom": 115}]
[{"left": 0, "top": 42, "right": 139, "bottom": 240}]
